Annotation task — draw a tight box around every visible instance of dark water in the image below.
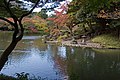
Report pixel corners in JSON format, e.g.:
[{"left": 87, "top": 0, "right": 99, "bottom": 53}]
[{"left": 0, "top": 32, "right": 120, "bottom": 80}]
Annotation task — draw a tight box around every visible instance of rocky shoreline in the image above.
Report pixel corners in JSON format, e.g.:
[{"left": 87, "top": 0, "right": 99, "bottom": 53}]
[{"left": 46, "top": 40, "right": 102, "bottom": 49}]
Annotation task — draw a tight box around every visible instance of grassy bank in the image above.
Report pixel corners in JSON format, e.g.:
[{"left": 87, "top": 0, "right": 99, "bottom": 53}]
[{"left": 91, "top": 34, "right": 120, "bottom": 48}]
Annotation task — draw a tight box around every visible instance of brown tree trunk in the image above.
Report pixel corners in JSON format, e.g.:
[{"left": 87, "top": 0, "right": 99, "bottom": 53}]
[
  {"left": 0, "top": 40, "right": 18, "bottom": 71},
  {"left": 0, "top": 26, "right": 24, "bottom": 71}
]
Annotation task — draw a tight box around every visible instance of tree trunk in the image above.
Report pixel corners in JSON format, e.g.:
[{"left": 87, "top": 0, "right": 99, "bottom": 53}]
[
  {"left": 117, "top": 28, "right": 120, "bottom": 39},
  {"left": 82, "top": 24, "right": 87, "bottom": 32},
  {"left": 0, "top": 40, "right": 18, "bottom": 71},
  {"left": 86, "top": 20, "right": 94, "bottom": 32},
  {"left": 0, "top": 26, "right": 24, "bottom": 71},
  {"left": 68, "top": 26, "right": 74, "bottom": 40}
]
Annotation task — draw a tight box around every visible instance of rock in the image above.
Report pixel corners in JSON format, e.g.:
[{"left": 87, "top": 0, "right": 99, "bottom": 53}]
[{"left": 70, "top": 40, "right": 78, "bottom": 44}]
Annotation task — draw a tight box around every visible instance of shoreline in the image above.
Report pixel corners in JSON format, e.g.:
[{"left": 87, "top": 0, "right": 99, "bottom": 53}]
[
  {"left": 46, "top": 40, "right": 103, "bottom": 49},
  {"left": 62, "top": 41, "right": 102, "bottom": 49}
]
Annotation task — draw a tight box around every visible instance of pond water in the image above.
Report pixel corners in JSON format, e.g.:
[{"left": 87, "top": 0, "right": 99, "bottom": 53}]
[{"left": 0, "top": 32, "right": 120, "bottom": 80}]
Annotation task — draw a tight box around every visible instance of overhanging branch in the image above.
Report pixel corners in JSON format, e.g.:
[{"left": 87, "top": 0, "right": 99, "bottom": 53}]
[
  {"left": 3, "top": 0, "right": 18, "bottom": 21},
  {"left": 0, "top": 17, "right": 14, "bottom": 26},
  {"left": 19, "top": 0, "right": 40, "bottom": 21}
]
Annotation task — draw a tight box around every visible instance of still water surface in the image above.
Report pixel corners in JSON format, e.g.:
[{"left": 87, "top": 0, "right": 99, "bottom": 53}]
[{"left": 0, "top": 32, "right": 120, "bottom": 80}]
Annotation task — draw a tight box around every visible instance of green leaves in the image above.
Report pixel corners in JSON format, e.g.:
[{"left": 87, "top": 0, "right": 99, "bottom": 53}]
[{"left": 69, "top": 0, "right": 120, "bottom": 15}]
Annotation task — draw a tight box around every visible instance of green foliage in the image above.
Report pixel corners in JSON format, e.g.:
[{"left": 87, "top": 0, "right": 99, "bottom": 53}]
[
  {"left": 0, "top": 74, "right": 17, "bottom": 80},
  {"left": 0, "top": 73, "right": 46, "bottom": 80},
  {"left": 57, "top": 34, "right": 67, "bottom": 41},
  {"left": 69, "top": 0, "right": 120, "bottom": 13},
  {"left": 110, "top": 20, "right": 120, "bottom": 28},
  {"left": 16, "top": 72, "right": 29, "bottom": 80},
  {"left": 0, "top": 0, "right": 28, "bottom": 17},
  {"left": 69, "top": 0, "right": 120, "bottom": 23},
  {"left": 38, "top": 9, "right": 48, "bottom": 19}
]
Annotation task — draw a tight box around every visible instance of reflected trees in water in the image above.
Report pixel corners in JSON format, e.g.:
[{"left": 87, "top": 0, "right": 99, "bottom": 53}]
[
  {"left": 1, "top": 39, "right": 120, "bottom": 80},
  {"left": 66, "top": 47, "right": 120, "bottom": 80},
  {"left": 45, "top": 45, "right": 120, "bottom": 80}
]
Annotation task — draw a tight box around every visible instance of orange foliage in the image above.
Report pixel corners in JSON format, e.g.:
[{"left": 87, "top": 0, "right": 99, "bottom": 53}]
[
  {"left": 47, "top": 2, "right": 69, "bottom": 28},
  {"left": 7, "top": 18, "right": 14, "bottom": 22},
  {"left": 28, "top": 27, "right": 38, "bottom": 32}
]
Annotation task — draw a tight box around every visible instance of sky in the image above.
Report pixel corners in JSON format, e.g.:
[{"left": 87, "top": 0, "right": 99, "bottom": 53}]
[
  {"left": 19, "top": 0, "right": 72, "bottom": 16},
  {"left": 33, "top": 0, "right": 72, "bottom": 16}
]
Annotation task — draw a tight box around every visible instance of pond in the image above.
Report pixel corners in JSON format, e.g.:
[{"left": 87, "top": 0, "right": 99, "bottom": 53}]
[{"left": 0, "top": 32, "right": 120, "bottom": 80}]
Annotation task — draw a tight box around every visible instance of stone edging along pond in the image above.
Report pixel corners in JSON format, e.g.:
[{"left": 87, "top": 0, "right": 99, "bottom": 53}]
[
  {"left": 46, "top": 40, "right": 103, "bottom": 49},
  {"left": 46, "top": 40, "right": 120, "bottom": 49}
]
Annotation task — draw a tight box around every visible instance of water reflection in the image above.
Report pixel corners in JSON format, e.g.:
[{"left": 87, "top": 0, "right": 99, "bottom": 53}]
[
  {"left": 66, "top": 47, "right": 120, "bottom": 80},
  {"left": 0, "top": 32, "right": 120, "bottom": 80},
  {"left": 0, "top": 32, "right": 12, "bottom": 50},
  {"left": 58, "top": 46, "right": 66, "bottom": 58}
]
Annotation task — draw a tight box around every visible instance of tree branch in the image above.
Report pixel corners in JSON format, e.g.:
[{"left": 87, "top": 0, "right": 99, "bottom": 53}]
[
  {"left": 3, "top": 0, "right": 18, "bottom": 21},
  {"left": 19, "top": 0, "right": 40, "bottom": 22},
  {"left": 0, "top": 16, "right": 14, "bottom": 26},
  {"left": 16, "top": 20, "right": 24, "bottom": 41},
  {"left": 3, "top": 0, "right": 20, "bottom": 40}
]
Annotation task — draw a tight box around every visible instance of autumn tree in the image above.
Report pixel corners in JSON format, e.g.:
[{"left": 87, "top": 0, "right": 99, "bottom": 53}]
[
  {"left": 47, "top": 2, "right": 70, "bottom": 40},
  {"left": 47, "top": 3, "right": 68, "bottom": 27},
  {"left": 22, "top": 15, "right": 48, "bottom": 34}
]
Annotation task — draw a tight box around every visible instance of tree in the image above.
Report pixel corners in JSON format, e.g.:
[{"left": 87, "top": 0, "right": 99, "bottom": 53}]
[
  {"left": 38, "top": 9, "right": 48, "bottom": 19},
  {"left": 22, "top": 15, "right": 48, "bottom": 33},
  {"left": 65, "top": 13, "right": 80, "bottom": 39},
  {"left": 68, "top": 0, "right": 120, "bottom": 37},
  {"left": 47, "top": 3, "right": 68, "bottom": 26},
  {"left": 0, "top": 0, "right": 41, "bottom": 71},
  {"left": 47, "top": 2, "right": 70, "bottom": 40}
]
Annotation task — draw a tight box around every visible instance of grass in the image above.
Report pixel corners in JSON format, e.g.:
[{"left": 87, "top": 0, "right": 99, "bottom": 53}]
[{"left": 91, "top": 34, "right": 120, "bottom": 48}]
